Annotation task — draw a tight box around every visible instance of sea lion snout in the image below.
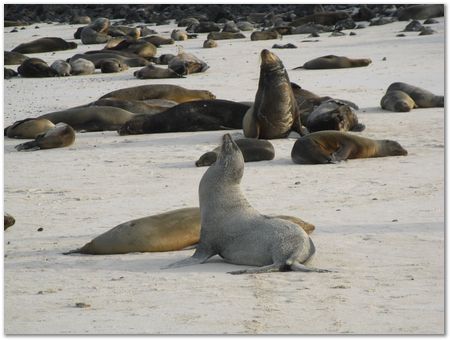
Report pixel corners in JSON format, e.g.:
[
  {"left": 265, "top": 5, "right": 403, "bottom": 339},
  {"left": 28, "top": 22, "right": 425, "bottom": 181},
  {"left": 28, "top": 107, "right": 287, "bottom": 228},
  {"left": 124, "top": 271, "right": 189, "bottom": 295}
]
[{"left": 260, "top": 49, "right": 280, "bottom": 66}]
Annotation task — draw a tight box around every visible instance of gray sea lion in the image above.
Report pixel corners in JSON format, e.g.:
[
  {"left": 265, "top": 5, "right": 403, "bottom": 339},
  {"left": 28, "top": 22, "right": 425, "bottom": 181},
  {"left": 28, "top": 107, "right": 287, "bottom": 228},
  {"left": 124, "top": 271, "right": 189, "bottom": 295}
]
[
  {"left": 63, "top": 207, "right": 314, "bottom": 255},
  {"left": 294, "top": 55, "right": 372, "bottom": 69},
  {"left": 12, "top": 37, "right": 77, "bottom": 54},
  {"left": 290, "top": 11, "right": 350, "bottom": 26},
  {"left": 69, "top": 53, "right": 149, "bottom": 68},
  {"left": 4, "top": 68, "right": 18, "bottom": 79},
  {"left": 87, "top": 98, "right": 173, "bottom": 115},
  {"left": 69, "top": 58, "right": 95, "bottom": 75},
  {"left": 171, "top": 29, "right": 188, "bottom": 41},
  {"left": 89, "top": 17, "right": 110, "bottom": 33},
  {"left": 50, "top": 60, "right": 71, "bottom": 76},
  {"left": 386, "top": 82, "right": 444, "bottom": 108},
  {"left": 397, "top": 4, "right": 444, "bottom": 21},
  {"left": 70, "top": 15, "right": 91, "bottom": 25},
  {"left": 250, "top": 31, "right": 281, "bottom": 41},
  {"left": 4, "top": 51, "right": 29, "bottom": 65},
  {"left": 207, "top": 32, "right": 245, "bottom": 40},
  {"left": 380, "top": 90, "right": 417, "bottom": 112},
  {"left": 154, "top": 54, "right": 176, "bottom": 65},
  {"left": 100, "top": 84, "right": 215, "bottom": 103},
  {"left": 80, "top": 27, "right": 110, "bottom": 44},
  {"left": 5, "top": 118, "right": 55, "bottom": 139},
  {"left": 272, "top": 43, "right": 297, "bottom": 49},
  {"left": 118, "top": 99, "right": 250, "bottom": 135},
  {"left": 165, "top": 134, "right": 328, "bottom": 274},
  {"left": 203, "top": 39, "right": 218, "bottom": 48},
  {"left": 140, "top": 35, "right": 174, "bottom": 46},
  {"left": 168, "top": 51, "right": 209, "bottom": 75},
  {"left": 243, "top": 49, "right": 306, "bottom": 139},
  {"left": 15, "top": 123, "right": 76, "bottom": 151},
  {"left": 4, "top": 213, "right": 15, "bottom": 230},
  {"left": 37, "top": 106, "right": 135, "bottom": 132},
  {"left": 291, "top": 131, "right": 408, "bottom": 164},
  {"left": 133, "top": 64, "right": 183, "bottom": 79},
  {"left": 195, "top": 138, "right": 275, "bottom": 167},
  {"left": 18, "top": 58, "right": 57, "bottom": 78},
  {"left": 100, "top": 58, "right": 129, "bottom": 73}
]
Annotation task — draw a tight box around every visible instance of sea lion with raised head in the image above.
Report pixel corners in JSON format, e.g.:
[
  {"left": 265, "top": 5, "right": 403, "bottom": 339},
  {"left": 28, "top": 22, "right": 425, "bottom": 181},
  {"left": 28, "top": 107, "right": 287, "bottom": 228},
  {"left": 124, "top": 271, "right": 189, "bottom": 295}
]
[
  {"left": 380, "top": 90, "right": 417, "bottom": 112},
  {"left": 12, "top": 37, "right": 77, "bottom": 54},
  {"left": 164, "top": 134, "right": 328, "bottom": 274},
  {"left": 294, "top": 55, "right": 372, "bottom": 69},
  {"left": 18, "top": 58, "right": 57, "bottom": 78},
  {"left": 243, "top": 49, "right": 306, "bottom": 139},
  {"left": 291, "top": 131, "right": 408, "bottom": 164},
  {"left": 134, "top": 64, "right": 184, "bottom": 79},
  {"left": 5, "top": 118, "right": 55, "bottom": 139},
  {"left": 15, "top": 123, "right": 76, "bottom": 151},
  {"left": 385, "top": 82, "right": 444, "bottom": 108}
]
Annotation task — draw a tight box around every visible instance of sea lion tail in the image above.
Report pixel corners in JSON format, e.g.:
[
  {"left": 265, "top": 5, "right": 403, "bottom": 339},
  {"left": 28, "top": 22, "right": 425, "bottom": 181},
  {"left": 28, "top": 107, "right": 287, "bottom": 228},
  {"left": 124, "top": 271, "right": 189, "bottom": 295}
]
[{"left": 15, "top": 141, "right": 40, "bottom": 151}]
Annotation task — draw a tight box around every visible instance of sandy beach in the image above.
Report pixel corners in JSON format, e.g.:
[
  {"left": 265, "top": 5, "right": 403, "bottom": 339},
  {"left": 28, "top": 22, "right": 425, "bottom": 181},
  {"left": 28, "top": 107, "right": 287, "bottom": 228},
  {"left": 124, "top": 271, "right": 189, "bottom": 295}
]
[{"left": 3, "top": 15, "right": 444, "bottom": 334}]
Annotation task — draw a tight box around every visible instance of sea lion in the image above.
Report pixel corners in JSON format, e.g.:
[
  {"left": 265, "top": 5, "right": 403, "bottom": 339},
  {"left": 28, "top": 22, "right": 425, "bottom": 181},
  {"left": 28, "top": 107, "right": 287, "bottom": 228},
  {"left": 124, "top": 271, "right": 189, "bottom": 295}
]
[
  {"left": 397, "top": 4, "right": 444, "bottom": 21},
  {"left": 290, "top": 11, "right": 350, "bottom": 26},
  {"left": 385, "top": 82, "right": 444, "bottom": 108},
  {"left": 89, "top": 17, "right": 110, "bottom": 33},
  {"left": 70, "top": 15, "right": 91, "bottom": 25},
  {"left": 118, "top": 99, "right": 250, "bottom": 135},
  {"left": 69, "top": 53, "right": 149, "bottom": 68},
  {"left": 63, "top": 207, "right": 314, "bottom": 255},
  {"left": 50, "top": 60, "right": 71, "bottom": 76},
  {"left": 195, "top": 138, "right": 275, "bottom": 167},
  {"left": 69, "top": 58, "right": 95, "bottom": 75},
  {"left": 154, "top": 54, "right": 176, "bottom": 65},
  {"left": 243, "top": 49, "right": 306, "bottom": 139},
  {"left": 100, "top": 84, "right": 215, "bottom": 103},
  {"left": 133, "top": 64, "right": 183, "bottom": 79},
  {"left": 12, "top": 37, "right": 77, "bottom": 54},
  {"left": 140, "top": 35, "right": 175, "bottom": 46},
  {"left": 272, "top": 43, "right": 297, "bottom": 49},
  {"left": 291, "top": 131, "right": 408, "bottom": 164},
  {"left": 380, "top": 90, "right": 417, "bottom": 112},
  {"left": 80, "top": 27, "right": 110, "bottom": 44},
  {"left": 203, "top": 39, "right": 218, "bottom": 48},
  {"left": 105, "top": 39, "right": 157, "bottom": 58},
  {"left": 206, "top": 32, "right": 245, "bottom": 40},
  {"left": 294, "top": 55, "right": 372, "bottom": 69},
  {"left": 4, "top": 68, "right": 18, "bottom": 79},
  {"left": 171, "top": 29, "right": 188, "bottom": 41},
  {"left": 164, "top": 134, "right": 328, "bottom": 274},
  {"left": 17, "top": 58, "right": 57, "bottom": 78},
  {"left": 4, "top": 51, "right": 29, "bottom": 65},
  {"left": 5, "top": 118, "right": 55, "bottom": 139},
  {"left": 4, "top": 213, "right": 15, "bottom": 230},
  {"left": 15, "top": 123, "right": 76, "bottom": 151},
  {"left": 99, "top": 58, "right": 129, "bottom": 73},
  {"left": 37, "top": 106, "right": 135, "bottom": 132},
  {"left": 108, "top": 26, "right": 141, "bottom": 39},
  {"left": 250, "top": 31, "right": 281, "bottom": 41},
  {"left": 87, "top": 98, "right": 173, "bottom": 115},
  {"left": 168, "top": 51, "right": 209, "bottom": 75}
]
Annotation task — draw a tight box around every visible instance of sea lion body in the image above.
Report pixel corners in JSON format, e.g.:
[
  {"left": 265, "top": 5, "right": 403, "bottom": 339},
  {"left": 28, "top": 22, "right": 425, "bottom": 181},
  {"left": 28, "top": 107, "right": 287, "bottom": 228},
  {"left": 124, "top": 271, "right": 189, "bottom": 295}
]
[
  {"left": 243, "top": 49, "right": 305, "bottom": 139},
  {"left": 141, "top": 35, "right": 174, "bottom": 46},
  {"left": 171, "top": 29, "right": 188, "bottom": 41},
  {"left": 380, "top": 90, "right": 417, "bottom": 112},
  {"left": 69, "top": 53, "right": 148, "bottom": 68},
  {"left": 106, "top": 39, "right": 157, "bottom": 58},
  {"left": 50, "top": 60, "right": 71, "bottom": 76},
  {"left": 80, "top": 27, "right": 110, "bottom": 44},
  {"left": 290, "top": 11, "right": 350, "bottom": 26},
  {"left": 168, "top": 52, "right": 209, "bottom": 75},
  {"left": 207, "top": 32, "right": 245, "bottom": 40},
  {"left": 165, "top": 134, "right": 326, "bottom": 274},
  {"left": 4, "top": 213, "right": 15, "bottom": 230},
  {"left": 134, "top": 65, "right": 183, "bottom": 79},
  {"left": 4, "top": 68, "right": 18, "bottom": 79},
  {"left": 4, "top": 51, "right": 29, "bottom": 65},
  {"left": 18, "top": 58, "right": 57, "bottom": 78},
  {"left": 250, "top": 31, "right": 281, "bottom": 41},
  {"left": 5, "top": 118, "right": 55, "bottom": 139},
  {"left": 385, "top": 82, "right": 444, "bottom": 108},
  {"left": 298, "top": 55, "right": 372, "bottom": 69},
  {"left": 69, "top": 58, "right": 95, "bottom": 75},
  {"left": 100, "top": 58, "right": 129, "bottom": 73},
  {"left": 195, "top": 138, "right": 275, "bottom": 167},
  {"left": 15, "top": 123, "right": 75, "bottom": 151},
  {"left": 88, "top": 98, "right": 173, "bottom": 115},
  {"left": 291, "top": 131, "right": 408, "bottom": 164},
  {"left": 397, "top": 4, "right": 444, "bottom": 21},
  {"left": 203, "top": 39, "right": 218, "bottom": 48},
  {"left": 12, "top": 37, "right": 77, "bottom": 54}
]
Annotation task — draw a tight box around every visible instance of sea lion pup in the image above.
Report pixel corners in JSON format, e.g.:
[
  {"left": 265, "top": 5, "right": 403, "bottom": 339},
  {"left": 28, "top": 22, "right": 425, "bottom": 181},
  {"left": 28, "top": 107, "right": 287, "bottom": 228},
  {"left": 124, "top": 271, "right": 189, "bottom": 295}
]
[
  {"left": 291, "top": 131, "right": 408, "bottom": 164},
  {"left": 63, "top": 207, "right": 314, "bottom": 255},
  {"left": 4, "top": 51, "right": 29, "bottom": 65},
  {"left": 4, "top": 68, "right": 18, "bottom": 79},
  {"left": 140, "top": 35, "right": 175, "bottom": 47},
  {"left": 37, "top": 106, "right": 135, "bottom": 132},
  {"left": 118, "top": 100, "right": 250, "bottom": 135},
  {"left": 164, "top": 134, "right": 328, "bottom": 274},
  {"left": 4, "top": 213, "right": 15, "bottom": 230},
  {"left": 99, "top": 58, "right": 129, "bottom": 73},
  {"left": 69, "top": 58, "right": 95, "bottom": 75},
  {"left": 87, "top": 98, "right": 172, "bottom": 115},
  {"left": 171, "top": 29, "right": 188, "bottom": 41},
  {"left": 134, "top": 64, "right": 184, "bottom": 79},
  {"left": 207, "top": 32, "right": 245, "bottom": 40},
  {"left": 100, "top": 84, "right": 215, "bottom": 103},
  {"left": 69, "top": 53, "right": 149, "bottom": 68},
  {"left": 50, "top": 60, "right": 71, "bottom": 76},
  {"left": 203, "top": 39, "right": 218, "bottom": 48},
  {"left": 15, "top": 123, "right": 75, "bottom": 151},
  {"left": 380, "top": 90, "right": 417, "bottom": 112},
  {"left": 385, "top": 82, "right": 444, "bottom": 108},
  {"left": 250, "top": 31, "right": 281, "bottom": 41},
  {"left": 5, "top": 118, "right": 55, "bottom": 139},
  {"left": 168, "top": 50, "right": 209, "bottom": 75},
  {"left": 12, "top": 37, "right": 77, "bottom": 54},
  {"left": 294, "top": 55, "right": 372, "bottom": 69},
  {"left": 195, "top": 138, "right": 275, "bottom": 167},
  {"left": 243, "top": 49, "right": 306, "bottom": 139},
  {"left": 18, "top": 58, "right": 57, "bottom": 78}
]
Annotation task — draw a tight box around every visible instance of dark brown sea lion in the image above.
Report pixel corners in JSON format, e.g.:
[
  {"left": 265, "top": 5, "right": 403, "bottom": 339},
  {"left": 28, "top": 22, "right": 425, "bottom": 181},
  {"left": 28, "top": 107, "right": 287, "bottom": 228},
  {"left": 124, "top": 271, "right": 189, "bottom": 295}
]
[
  {"left": 99, "top": 58, "right": 129, "bottom": 73},
  {"left": 250, "top": 31, "right": 281, "bottom": 41},
  {"left": 385, "top": 82, "right": 444, "bottom": 108},
  {"left": 207, "top": 32, "right": 245, "bottom": 40},
  {"left": 80, "top": 27, "right": 110, "bottom": 44},
  {"left": 105, "top": 39, "right": 157, "bottom": 58},
  {"left": 118, "top": 100, "right": 250, "bottom": 135},
  {"left": 290, "top": 11, "right": 350, "bottom": 26},
  {"left": 133, "top": 65, "right": 184, "bottom": 79},
  {"left": 100, "top": 84, "right": 215, "bottom": 103},
  {"left": 4, "top": 51, "right": 29, "bottom": 65},
  {"left": 168, "top": 51, "right": 209, "bottom": 75},
  {"left": 291, "top": 131, "right": 407, "bottom": 164},
  {"left": 15, "top": 123, "right": 76, "bottom": 151},
  {"left": 203, "top": 39, "right": 218, "bottom": 48},
  {"left": 380, "top": 90, "right": 417, "bottom": 112},
  {"left": 69, "top": 53, "right": 149, "bottom": 68},
  {"left": 397, "top": 4, "right": 444, "bottom": 21},
  {"left": 4, "top": 68, "right": 18, "bottom": 79},
  {"left": 5, "top": 118, "right": 55, "bottom": 139},
  {"left": 195, "top": 138, "right": 275, "bottom": 167},
  {"left": 12, "top": 37, "right": 77, "bottom": 54},
  {"left": 171, "top": 29, "right": 188, "bottom": 41},
  {"left": 294, "top": 55, "right": 372, "bottom": 69},
  {"left": 154, "top": 54, "right": 176, "bottom": 65},
  {"left": 243, "top": 49, "right": 306, "bottom": 139},
  {"left": 140, "top": 35, "right": 174, "bottom": 46},
  {"left": 17, "top": 58, "right": 57, "bottom": 78},
  {"left": 4, "top": 213, "right": 15, "bottom": 230}
]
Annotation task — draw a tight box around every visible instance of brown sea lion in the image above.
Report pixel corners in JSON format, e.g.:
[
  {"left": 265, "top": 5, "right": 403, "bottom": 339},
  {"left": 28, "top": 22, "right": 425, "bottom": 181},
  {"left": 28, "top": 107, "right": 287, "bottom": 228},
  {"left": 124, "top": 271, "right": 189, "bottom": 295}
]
[
  {"left": 15, "top": 123, "right": 76, "bottom": 151},
  {"left": 290, "top": 11, "right": 350, "bottom": 26},
  {"left": 133, "top": 64, "right": 184, "bottom": 79},
  {"left": 243, "top": 49, "right": 306, "bottom": 139},
  {"left": 168, "top": 51, "right": 209, "bottom": 75},
  {"left": 294, "top": 55, "right": 372, "bottom": 69},
  {"left": 63, "top": 207, "right": 314, "bottom": 255},
  {"left": 4, "top": 68, "right": 18, "bottom": 79},
  {"left": 17, "top": 58, "right": 57, "bottom": 78},
  {"left": 4, "top": 51, "right": 29, "bottom": 65},
  {"left": 385, "top": 82, "right": 444, "bottom": 108},
  {"left": 12, "top": 37, "right": 77, "bottom": 54},
  {"left": 69, "top": 53, "right": 149, "bottom": 68},
  {"left": 80, "top": 27, "right": 110, "bottom": 44},
  {"left": 171, "top": 29, "right": 188, "bottom": 41},
  {"left": 4, "top": 213, "right": 15, "bottom": 230},
  {"left": 397, "top": 4, "right": 444, "bottom": 21},
  {"left": 250, "top": 31, "right": 281, "bottom": 41},
  {"left": 140, "top": 35, "right": 174, "bottom": 46},
  {"left": 291, "top": 131, "right": 407, "bottom": 164},
  {"left": 99, "top": 59, "right": 129, "bottom": 73},
  {"left": 87, "top": 98, "right": 173, "bottom": 115},
  {"left": 105, "top": 39, "right": 157, "bottom": 58},
  {"left": 207, "top": 32, "right": 245, "bottom": 40},
  {"left": 5, "top": 118, "right": 55, "bottom": 139},
  {"left": 100, "top": 84, "right": 215, "bottom": 103},
  {"left": 154, "top": 54, "right": 176, "bottom": 65},
  {"left": 203, "top": 39, "right": 218, "bottom": 48},
  {"left": 195, "top": 138, "right": 275, "bottom": 167},
  {"left": 380, "top": 90, "right": 417, "bottom": 112}
]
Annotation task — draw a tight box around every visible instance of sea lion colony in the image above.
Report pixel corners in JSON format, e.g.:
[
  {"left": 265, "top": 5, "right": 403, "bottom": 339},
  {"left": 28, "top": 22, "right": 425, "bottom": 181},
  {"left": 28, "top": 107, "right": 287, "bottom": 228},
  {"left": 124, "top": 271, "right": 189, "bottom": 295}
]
[{"left": 4, "top": 4, "right": 444, "bottom": 274}]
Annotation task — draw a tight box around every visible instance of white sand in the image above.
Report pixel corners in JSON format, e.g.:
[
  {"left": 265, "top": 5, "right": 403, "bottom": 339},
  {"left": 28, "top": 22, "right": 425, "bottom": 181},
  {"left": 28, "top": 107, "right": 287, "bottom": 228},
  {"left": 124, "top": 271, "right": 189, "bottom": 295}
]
[{"left": 3, "top": 18, "right": 444, "bottom": 334}]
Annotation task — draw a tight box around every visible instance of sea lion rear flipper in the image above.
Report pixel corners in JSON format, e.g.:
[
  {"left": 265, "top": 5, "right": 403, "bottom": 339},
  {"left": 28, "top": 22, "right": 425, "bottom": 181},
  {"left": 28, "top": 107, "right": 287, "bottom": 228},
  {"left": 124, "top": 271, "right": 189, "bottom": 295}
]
[
  {"left": 15, "top": 141, "right": 40, "bottom": 151},
  {"left": 290, "top": 262, "right": 332, "bottom": 273},
  {"left": 228, "top": 263, "right": 284, "bottom": 275}
]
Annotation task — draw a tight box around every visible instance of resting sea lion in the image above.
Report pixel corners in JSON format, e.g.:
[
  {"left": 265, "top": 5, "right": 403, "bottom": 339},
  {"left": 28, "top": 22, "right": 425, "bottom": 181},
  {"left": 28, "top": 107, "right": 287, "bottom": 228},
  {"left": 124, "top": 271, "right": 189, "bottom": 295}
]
[
  {"left": 207, "top": 32, "right": 245, "bottom": 40},
  {"left": 4, "top": 68, "right": 18, "bottom": 79},
  {"left": 243, "top": 49, "right": 306, "bottom": 139},
  {"left": 69, "top": 58, "right": 95, "bottom": 75},
  {"left": 5, "top": 118, "right": 55, "bottom": 139},
  {"left": 154, "top": 54, "right": 176, "bottom": 65},
  {"left": 118, "top": 99, "right": 250, "bottom": 135},
  {"left": 294, "top": 55, "right": 372, "bottom": 69},
  {"left": 100, "top": 59, "right": 129, "bottom": 73},
  {"left": 4, "top": 51, "right": 29, "bottom": 65},
  {"left": 15, "top": 123, "right": 76, "bottom": 151},
  {"left": 12, "top": 37, "right": 77, "bottom": 54},
  {"left": 100, "top": 84, "right": 215, "bottom": 103},
  {"left": 105, "top": 39, "right": 157, "bottom": 58},
  {"left": 134, "top": 64, "right": 183, "bottom": 79},
  {"left": 290, "top": 11, "right": 350, "bottom": 26},
  {"left": 18, "top": 58, "right": 57, "bottom": 78},
  {"left": 63, "top": 207, "right": 314, "bottom": 255},
  {"left": 203, "top": 39, "right": 218, "bottom": 48},
  {"left": 165, "top": 134, "right": 328, "bottom": 274},
  {"left": 4, "top": 213, "right": 15, "bottom": 230},
  {"left": 195, "top": 138, "right": 275, "bottom": 167},
  {"left": 87, "top": 98, "right": 172, "bottom": 115},
  {"left": 250, "top": 31, "right": 281, "bottom": 41},
  {"left": 385, "top": 82, "right": 444, "bottom": 108},
  {"left": 380, "top": 90, "right": 417, "bottom": 112},
  {"left": 140, "top": 35, "right": 175, "bottom": 46},
  {"left": 168, "top": 51, "right": 209, "bottom": 75},
  {"left": 69, "top": 53, "right": 149, "bottom": 68},
  {"left": 80, "top": 27, "right": 110, "bottom": 44},
  {"left": 50, "top": 60, "right": 71, "bottom": 76},
  {"left": 171, "top": 29, "right": 188, "bottom": 41},
  {"left": 397, "top": 4, "right": 444, "bottom": 21},
  {"left": 291, "top": 131, "right": 408, "bottom": 164}
]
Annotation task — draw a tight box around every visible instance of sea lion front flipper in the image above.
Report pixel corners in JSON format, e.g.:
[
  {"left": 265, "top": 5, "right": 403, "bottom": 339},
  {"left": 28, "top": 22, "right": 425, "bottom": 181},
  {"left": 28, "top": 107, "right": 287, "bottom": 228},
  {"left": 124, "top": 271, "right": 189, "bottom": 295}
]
[
  {"left": 242, "top": 107, "right": 260, "bottom": 138},
  {"left": 330, "top": 143, "right": 352, "bottom": 162},
  {"left": 162, "top": 247, "right": 215, "bottom": 269}
]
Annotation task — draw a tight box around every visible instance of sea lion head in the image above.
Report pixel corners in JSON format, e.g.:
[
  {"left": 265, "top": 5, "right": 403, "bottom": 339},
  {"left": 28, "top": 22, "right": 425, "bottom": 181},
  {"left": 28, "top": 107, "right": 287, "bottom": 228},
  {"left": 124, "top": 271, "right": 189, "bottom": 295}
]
[
  {"left": 195, "top": 151, "right": 218, "bottom": 167},
  {"left": 260, "top": 49, "right": 284, "bottom": 72},
  {"left": 381, "top": 140, "right": 408, "bottom": 156},
  {"left": 216, "top": 134, "right": 244, "bottom": 181},
  {"left": 394, "top": 100, "right": 413, "bottom": 112}
]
